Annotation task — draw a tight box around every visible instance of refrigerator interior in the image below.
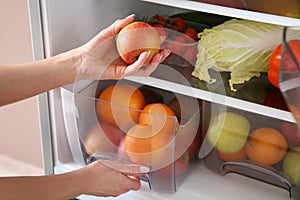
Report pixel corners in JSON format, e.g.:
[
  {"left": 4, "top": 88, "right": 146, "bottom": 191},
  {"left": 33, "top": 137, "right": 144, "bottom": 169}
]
[{"left": 28, "top": 0, "right": 300, "bottom": 199}]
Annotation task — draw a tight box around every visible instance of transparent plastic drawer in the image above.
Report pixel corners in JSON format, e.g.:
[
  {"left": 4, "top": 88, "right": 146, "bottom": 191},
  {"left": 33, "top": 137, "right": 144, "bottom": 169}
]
[
  {"left": 60, "top": 79, "right": 202, "bottom": 194},
  {"left": 201, "top": 101, "right": 300, "bottom": 199}
]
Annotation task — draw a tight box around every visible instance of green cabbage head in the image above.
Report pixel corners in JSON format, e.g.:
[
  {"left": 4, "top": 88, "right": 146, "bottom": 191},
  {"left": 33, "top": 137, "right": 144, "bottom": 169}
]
[{"left": 192, "top": 19, "right": 285, "bottom": 91}]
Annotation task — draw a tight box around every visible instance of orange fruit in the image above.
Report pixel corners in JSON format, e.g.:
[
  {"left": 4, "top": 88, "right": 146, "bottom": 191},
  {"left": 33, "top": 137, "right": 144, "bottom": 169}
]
[
  {"left": 124, "top": 124, "right": 174, "bottom": 168},
  {"left": 96, "top": 84, "right": 145, "bottom": 131},
  {"left": 245, "top": 127, "right": 288, "bottom": 166},
  {"left": 218, "top": 146, "right": 247, "bottom": 162},
  {"left": 139, "top": 103, "right": 178, "bottom": 134}
]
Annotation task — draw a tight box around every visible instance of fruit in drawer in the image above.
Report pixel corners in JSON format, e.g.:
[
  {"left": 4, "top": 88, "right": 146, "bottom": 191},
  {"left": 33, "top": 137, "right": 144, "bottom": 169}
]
[
  {"left": 116, "top": 21, "right": 161, "bottom": 65},
  {"left": 167, "top": 95, "right": 202, "bottom": 160},
  {"left": 124, "top": 124, "right": 174, "bottom": 168},
  {"left": 117, "top": 137, "right": 131, "bottom": 162},
  {"left": 283, "top": 147, "right": 300, "bottom": 185},
  {"left": 96, "top": 84, "right": 145, "bottom": 132},
  {"left": 159, "top": 151, "right": 190, "bottom": 177},
  {"left": 245, "top": 127, "right": 288, "bottom": 166},
  {"left": 84, "top": 122, "right": 123, "bottom": 155},
  {"left": 139, "top": 103, "right": 177, "bottom": 134},
  {"left": 207, "top": 112, "right": 250, "bottom": 154},
  {"left": 280, "top": 121, "right": 300, "bottom": 146},
  {"left": 218, "top": 146, "right": 247, "bottom": 162}
]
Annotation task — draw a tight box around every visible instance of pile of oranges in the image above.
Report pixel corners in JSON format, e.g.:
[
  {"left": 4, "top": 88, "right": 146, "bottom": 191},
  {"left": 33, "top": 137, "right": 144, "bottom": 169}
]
[
  {"left": 216, "top": 118, "right": 288, "bottom": 167},
  {"left": 95, "top": 83, "right": 179, "bottom": 168}
]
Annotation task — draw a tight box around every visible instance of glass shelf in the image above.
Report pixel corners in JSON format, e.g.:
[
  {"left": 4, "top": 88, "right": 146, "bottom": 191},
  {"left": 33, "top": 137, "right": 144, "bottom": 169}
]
[{"left": 125, "top": 73, "right": 296, "bottom": 123}]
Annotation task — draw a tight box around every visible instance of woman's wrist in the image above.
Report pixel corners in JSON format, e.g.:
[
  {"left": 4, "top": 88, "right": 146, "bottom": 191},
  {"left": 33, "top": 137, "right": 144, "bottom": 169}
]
[{"left": 50, "top": 48, "right": 83, "bottom": 84}]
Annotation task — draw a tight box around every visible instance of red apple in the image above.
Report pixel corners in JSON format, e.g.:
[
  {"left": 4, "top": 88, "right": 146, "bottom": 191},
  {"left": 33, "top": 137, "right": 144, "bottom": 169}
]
[
  {"left": 116, "top": 21, "right": 161, "bottom": 65},
  {"left": 281, "top": 121, "right": 300, "bottom": 146},
  {"left": 84, "top": 122, "right": 124, "bottom": 155}
]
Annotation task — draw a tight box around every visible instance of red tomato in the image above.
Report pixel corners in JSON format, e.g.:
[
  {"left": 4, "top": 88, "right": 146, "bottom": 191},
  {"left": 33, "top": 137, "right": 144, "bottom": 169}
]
[
  {"left": 168, "top": 17, "right": 186, "bottom": 31},
  {"left": 184, "top": 28, "right": 198, "bottom": 41},
  {"left": 268, "top": 40, "right": 300, "bottom": 88},
  {"left": 148, "top": 15, "right": 168, "bottom": 25}
]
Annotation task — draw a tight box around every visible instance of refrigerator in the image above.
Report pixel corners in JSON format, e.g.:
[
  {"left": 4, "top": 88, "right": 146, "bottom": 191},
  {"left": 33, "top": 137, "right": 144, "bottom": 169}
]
[{"left": 27, "top": 0, "right": 300, "bottom": 199}]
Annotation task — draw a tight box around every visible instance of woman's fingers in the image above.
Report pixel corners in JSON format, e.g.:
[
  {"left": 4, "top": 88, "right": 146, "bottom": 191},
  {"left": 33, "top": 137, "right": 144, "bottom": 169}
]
[
  {"left": 102, "top": 14, "right": 135, "bottom": 38},
  {"left": 125, "top": 49, "right": 171, "bottom": 77},
  {"left": 113, "top": 14, "right": 136, "bottom": 34},
  {"left": 98, "top": 159, "right": 150, "bottom": 176}
]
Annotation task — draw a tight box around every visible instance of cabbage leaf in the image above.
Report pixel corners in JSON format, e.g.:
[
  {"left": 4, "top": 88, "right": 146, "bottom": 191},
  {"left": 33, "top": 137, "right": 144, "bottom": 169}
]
[{"left": 192, "top": 19, "right": 284, "bottom": 91}]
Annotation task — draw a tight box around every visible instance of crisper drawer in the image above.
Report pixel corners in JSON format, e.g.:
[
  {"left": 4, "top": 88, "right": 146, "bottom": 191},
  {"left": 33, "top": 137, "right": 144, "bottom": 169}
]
[
  {"left": 60, "top": 79, "right": 202, "bottom": 194},
  {"left": 201, "top": 101, "right": 300, "bottom": 199}
]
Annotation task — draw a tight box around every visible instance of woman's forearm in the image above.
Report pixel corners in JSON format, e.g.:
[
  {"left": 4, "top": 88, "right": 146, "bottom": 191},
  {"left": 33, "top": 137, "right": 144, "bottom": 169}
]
[
  {"left": 0, "top": 50, "right": 81, "bottom": 106},
  {"left": 0, "top": 172, "right": 82, "bottom": 200},
  {"left": 0, "top": 161, "right": 143, "bottom": 200}
]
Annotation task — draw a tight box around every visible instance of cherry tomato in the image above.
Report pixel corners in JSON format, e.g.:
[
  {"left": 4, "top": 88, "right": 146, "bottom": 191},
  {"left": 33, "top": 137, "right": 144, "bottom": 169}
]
[
  {"left": 184, "top": 28, "right": 198, "bottom": 41},
  {"left": 148, "top": 15, "right": 168, "bottom": 25},
  {"left": 268, "top": 40, "right": 300, "bottom": 88},
  {"left": 168, "top": 17, "right": 186, "bottom": 32}
]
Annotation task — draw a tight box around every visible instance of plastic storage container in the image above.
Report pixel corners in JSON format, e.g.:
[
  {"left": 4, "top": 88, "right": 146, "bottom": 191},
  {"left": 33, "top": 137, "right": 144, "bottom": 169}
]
[
  {"left": 280, "top": 26, "right": 300, "bottom": 128},
  {"left": 201, "top": 100, "right": 300, "bottom": 199},
  {"left": 60, "top": 79, "right": 202, "bottom": 194}
]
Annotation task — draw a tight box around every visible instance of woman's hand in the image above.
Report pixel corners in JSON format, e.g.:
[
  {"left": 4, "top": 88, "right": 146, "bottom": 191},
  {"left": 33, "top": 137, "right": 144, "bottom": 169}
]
[
  {"left": 78, "top": 160, "right": 149, "bottom": 197},
  {"left": 0, "top": 14, "right": 170, "bottom": 106},
  {"left": 74, "top": 14, "right": 170, "bottom": 81}
]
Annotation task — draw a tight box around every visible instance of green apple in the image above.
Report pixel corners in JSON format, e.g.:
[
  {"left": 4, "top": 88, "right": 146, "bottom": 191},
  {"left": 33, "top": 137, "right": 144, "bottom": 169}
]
[
  {"left": 283, "top": 147, "right": 300, "bottom": 185},
  {"left": 207, "top": 112, "right": 250, "bottom": 154}
]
